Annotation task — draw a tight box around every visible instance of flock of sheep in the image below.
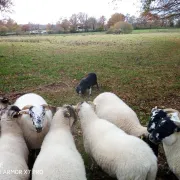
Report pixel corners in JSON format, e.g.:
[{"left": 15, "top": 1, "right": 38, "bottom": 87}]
[{"left": 0, "top": 91, "right": 180, "bottom": 180}]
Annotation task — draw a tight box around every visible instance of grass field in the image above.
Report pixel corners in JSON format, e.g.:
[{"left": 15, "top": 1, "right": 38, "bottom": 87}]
[{"left": 0, "top": 30, "right": 180, "bottom": 179}]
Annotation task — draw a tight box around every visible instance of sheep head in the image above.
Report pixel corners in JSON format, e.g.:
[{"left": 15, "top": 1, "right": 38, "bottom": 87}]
[
  {"left": 0, "top": 105, "right": 21, "bottom": 121},
  {"left": 75, "top": 101, "right": 96, "bottom": 112},
  {"left": 147, "top": 107, "right": 180, "bottom": 144},
  {"left": 19, "top": 104, "right": 50, "bottom": 133},
  {"left": 62, "top": 105, "right": 78, "bottom": 133},
  {"left": 0, "top": 97, "right": 11, "bottom": 110}
]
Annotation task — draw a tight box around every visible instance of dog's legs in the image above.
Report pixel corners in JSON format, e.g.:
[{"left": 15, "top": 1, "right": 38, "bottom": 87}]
[
  {"left": 89, "top": 87, "right": 92, "bottom": 96},
  {"left": 96, "top": 82, "right": 99, "bottom": 90}
]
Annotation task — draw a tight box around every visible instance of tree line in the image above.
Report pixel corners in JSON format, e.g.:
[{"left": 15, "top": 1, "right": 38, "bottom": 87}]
[{"left": 0, "top": 12, "right": 180, "bottom": 35}]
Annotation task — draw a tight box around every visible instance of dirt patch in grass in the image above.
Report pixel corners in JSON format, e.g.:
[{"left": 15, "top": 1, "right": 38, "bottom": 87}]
[
  {"left": 0, "top": 82, "right": 70, "bottom": 102},
  {"left": 39, "top": 82, "right": 69, "bottom": 92}
]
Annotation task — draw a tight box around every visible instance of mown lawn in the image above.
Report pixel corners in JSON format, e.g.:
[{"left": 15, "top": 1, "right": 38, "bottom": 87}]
[{"left": 0, "top": 31, "right": 180, "bottom": 180}]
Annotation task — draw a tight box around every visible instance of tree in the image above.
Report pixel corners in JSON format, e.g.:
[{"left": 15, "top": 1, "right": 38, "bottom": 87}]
[
  {"left": 107, "top": 21, "right": 133, "bottom": 34},
  {"left": 87, "top": 17, "right": 97, "bottom": 30},
  {"left": 0, "top": 25, "right": 8, "bottom": 35},
  {"left": 6, "top": 18, "right": 18, "bottom": 32},
  {"left": 69, "top": 14, "right": 78, "bottom": 32},
  {"left": 46, "top": 23, "right": 53, "bottom": 33},
  {"left": 97, "top": 16, "right": 106, "bottom": 31},
  {"left": 21, "top": 24, "right": 30, "bottom": 32},
  {"left": 0, "top": 0, "right": 13, "bottom": 12},
  {"left": 61, "top": 19, "right": 70, "bottom": 32},
  {"left": 107, "top": 13, "right": 125, "bottom": 27},
  {"left": 77, "top": 12, "right": 88, "bottom": 31},
  {"left": 141, "top": 0, "right": 180, "bottom": 19}
]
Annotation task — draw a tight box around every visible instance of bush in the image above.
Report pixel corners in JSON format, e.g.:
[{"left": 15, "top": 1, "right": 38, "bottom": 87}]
[
  {"left": 0, "top": 26, "right": 8, "bottom": 35},
  {"left": 106, "top": 21, "right": 133, "bottom": 34}
]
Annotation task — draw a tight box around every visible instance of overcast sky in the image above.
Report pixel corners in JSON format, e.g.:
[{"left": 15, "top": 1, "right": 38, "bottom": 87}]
[{"left": 2, "top": 0, "right": 141, "bottom": 24}]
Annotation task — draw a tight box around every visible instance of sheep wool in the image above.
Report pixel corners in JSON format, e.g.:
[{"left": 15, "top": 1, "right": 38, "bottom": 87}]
[
  {"left": 93, "top": 92, "right": 148, "bottom": 137},
  {"left": 78, "top": 102, "right": 157, "bottom": 180},
  {"left": 32, "top": 105, "right": 87, "bottom": 180},
  {"left": 0, "top": 106, "right": 29, "bottom": 180},
  {"left": 14, "top": 93, "right": 53, "bottom": 149}
]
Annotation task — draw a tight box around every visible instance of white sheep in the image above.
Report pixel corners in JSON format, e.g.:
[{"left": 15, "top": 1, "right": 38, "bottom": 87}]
[
  {"left": 14, "top": 93, "right": 53, "bottom": 149},
  {"left": 77, "top": 101, "right": 157, "bottom": 180},
  {"left": 93, "top": 92, "right": 148, "bottom": 137},
  {"left": 32, "top": 105, "right": 87, "bottom": 180},
  {"left": 0, "top": 105, "right": 29, "bottom": 180}
]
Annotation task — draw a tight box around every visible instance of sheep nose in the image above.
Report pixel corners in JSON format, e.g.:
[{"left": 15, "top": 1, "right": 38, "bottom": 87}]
[{"left": 36, "top": 127, "right": 42, "bottom": 133}]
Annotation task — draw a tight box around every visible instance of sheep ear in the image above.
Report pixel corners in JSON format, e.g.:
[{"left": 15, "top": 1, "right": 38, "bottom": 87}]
[
  {"left": 19, "top": 109, "right": 29, "bottom": 114},
  {"left": 22, "top": 105, "right": 32, "bottom": 110},
  {"left": 48, "top": 105, "right": 58, "bottom": 115},
  {"left": 74, "top": 102, "right": 83, "bottom": 113},
  {"left": 63, "top": 109, "right": 71, "bottom": 118},
  {"left": 0, "top": 97, "right": 10, "bottom": 104},
  {"left": 164, "top": 108, "right": 180, "bottom": 127},
  {"left": 164, "top": 108, "right": 179, "bottom": 115},
  {"left": 9, "top": 105, "right": 21, "bottom": 118},
  {"left": 41, "top": 104, "right": 50, "bottom": 111}
]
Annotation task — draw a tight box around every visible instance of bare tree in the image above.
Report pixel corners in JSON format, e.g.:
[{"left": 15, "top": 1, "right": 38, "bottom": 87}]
[
  {"left": 97, "top": 15, "right": 106, "bottom": 30},
  {"left": 0, "top": 0, "right": 13, "bottom": 12},
  {"left": 69, "top": 14, "right": 78, "bottom": 32},
  {"left": 77, "top": 12, "right": 88, "bottom": 31},
  {"left": 87, "top": 17, "right": 97, "bottom": 30}
]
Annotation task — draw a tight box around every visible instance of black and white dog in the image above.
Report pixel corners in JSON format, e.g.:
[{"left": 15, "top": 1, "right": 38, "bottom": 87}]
[{"left": 76, "top": 73, "right": 99, "bottom": 96}]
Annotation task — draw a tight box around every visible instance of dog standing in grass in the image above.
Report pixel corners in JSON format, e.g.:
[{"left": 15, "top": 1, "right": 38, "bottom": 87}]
[{"left": 76, "top": 73, "right": 99, "bottom": 96}]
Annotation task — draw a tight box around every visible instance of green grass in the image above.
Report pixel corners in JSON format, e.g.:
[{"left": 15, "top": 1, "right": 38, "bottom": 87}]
[
  {"left": 133, "top": 28, "right": 180, "bottom": 33},
  {"left": 0, "top": 31, "right": 180, "bottom": 179}
]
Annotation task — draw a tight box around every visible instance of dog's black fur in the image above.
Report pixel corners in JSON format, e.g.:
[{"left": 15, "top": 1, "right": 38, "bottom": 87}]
[{"left": 76, "top": 73, "right": 99, "bottom": 95}]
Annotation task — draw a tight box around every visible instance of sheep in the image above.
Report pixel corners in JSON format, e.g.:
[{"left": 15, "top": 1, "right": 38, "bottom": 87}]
[
  {"left": 93, "top": 92, "right": 148, "bottom": 137},
  {"left": 147, "top": 107, "right": 180, "bottom": 179},
  {"left": 76, "top": 101, "right": 157, "bottom": 180},
  {"left": 14, "top": 93, "right": 53, "bottom": 149},
  {"left": 32, "top": 105, "right": 87, "bottom": 180},
  {"left": 76, "top": 72, "right": 99, "bottom": 96},
  {"left": 93, "top": 92, "right": 161, "bottom": 156},
  {"left": 0, "top": 105, "right": 29, "bottom": 180}
]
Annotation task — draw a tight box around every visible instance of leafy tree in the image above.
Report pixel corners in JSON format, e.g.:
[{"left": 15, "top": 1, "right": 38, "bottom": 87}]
[
  {"left": 0, "top": 25, "right": 8, "bottom": 35},
  {"left": 21, "top": 24, "right": 30, "bottom": 32},
  {"left": 61, "top": 19, "right": 70, "bottom": 32},
  {"left": 107, "top": 13, "right": 125, "bottom": 27},
  {"left": 46, "top": 23, "right": 53, "bottom": 33},
  {"left": 6, "top": 18, "right": 18, "bottom": 31},
  {"left": 107, "top": 21, "right": 133, "bottom": 34}
]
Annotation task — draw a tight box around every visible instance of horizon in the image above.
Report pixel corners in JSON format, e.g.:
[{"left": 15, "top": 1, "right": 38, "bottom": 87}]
[{"left": 0, "top": 0, "right": 141, "bottom": 24}]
